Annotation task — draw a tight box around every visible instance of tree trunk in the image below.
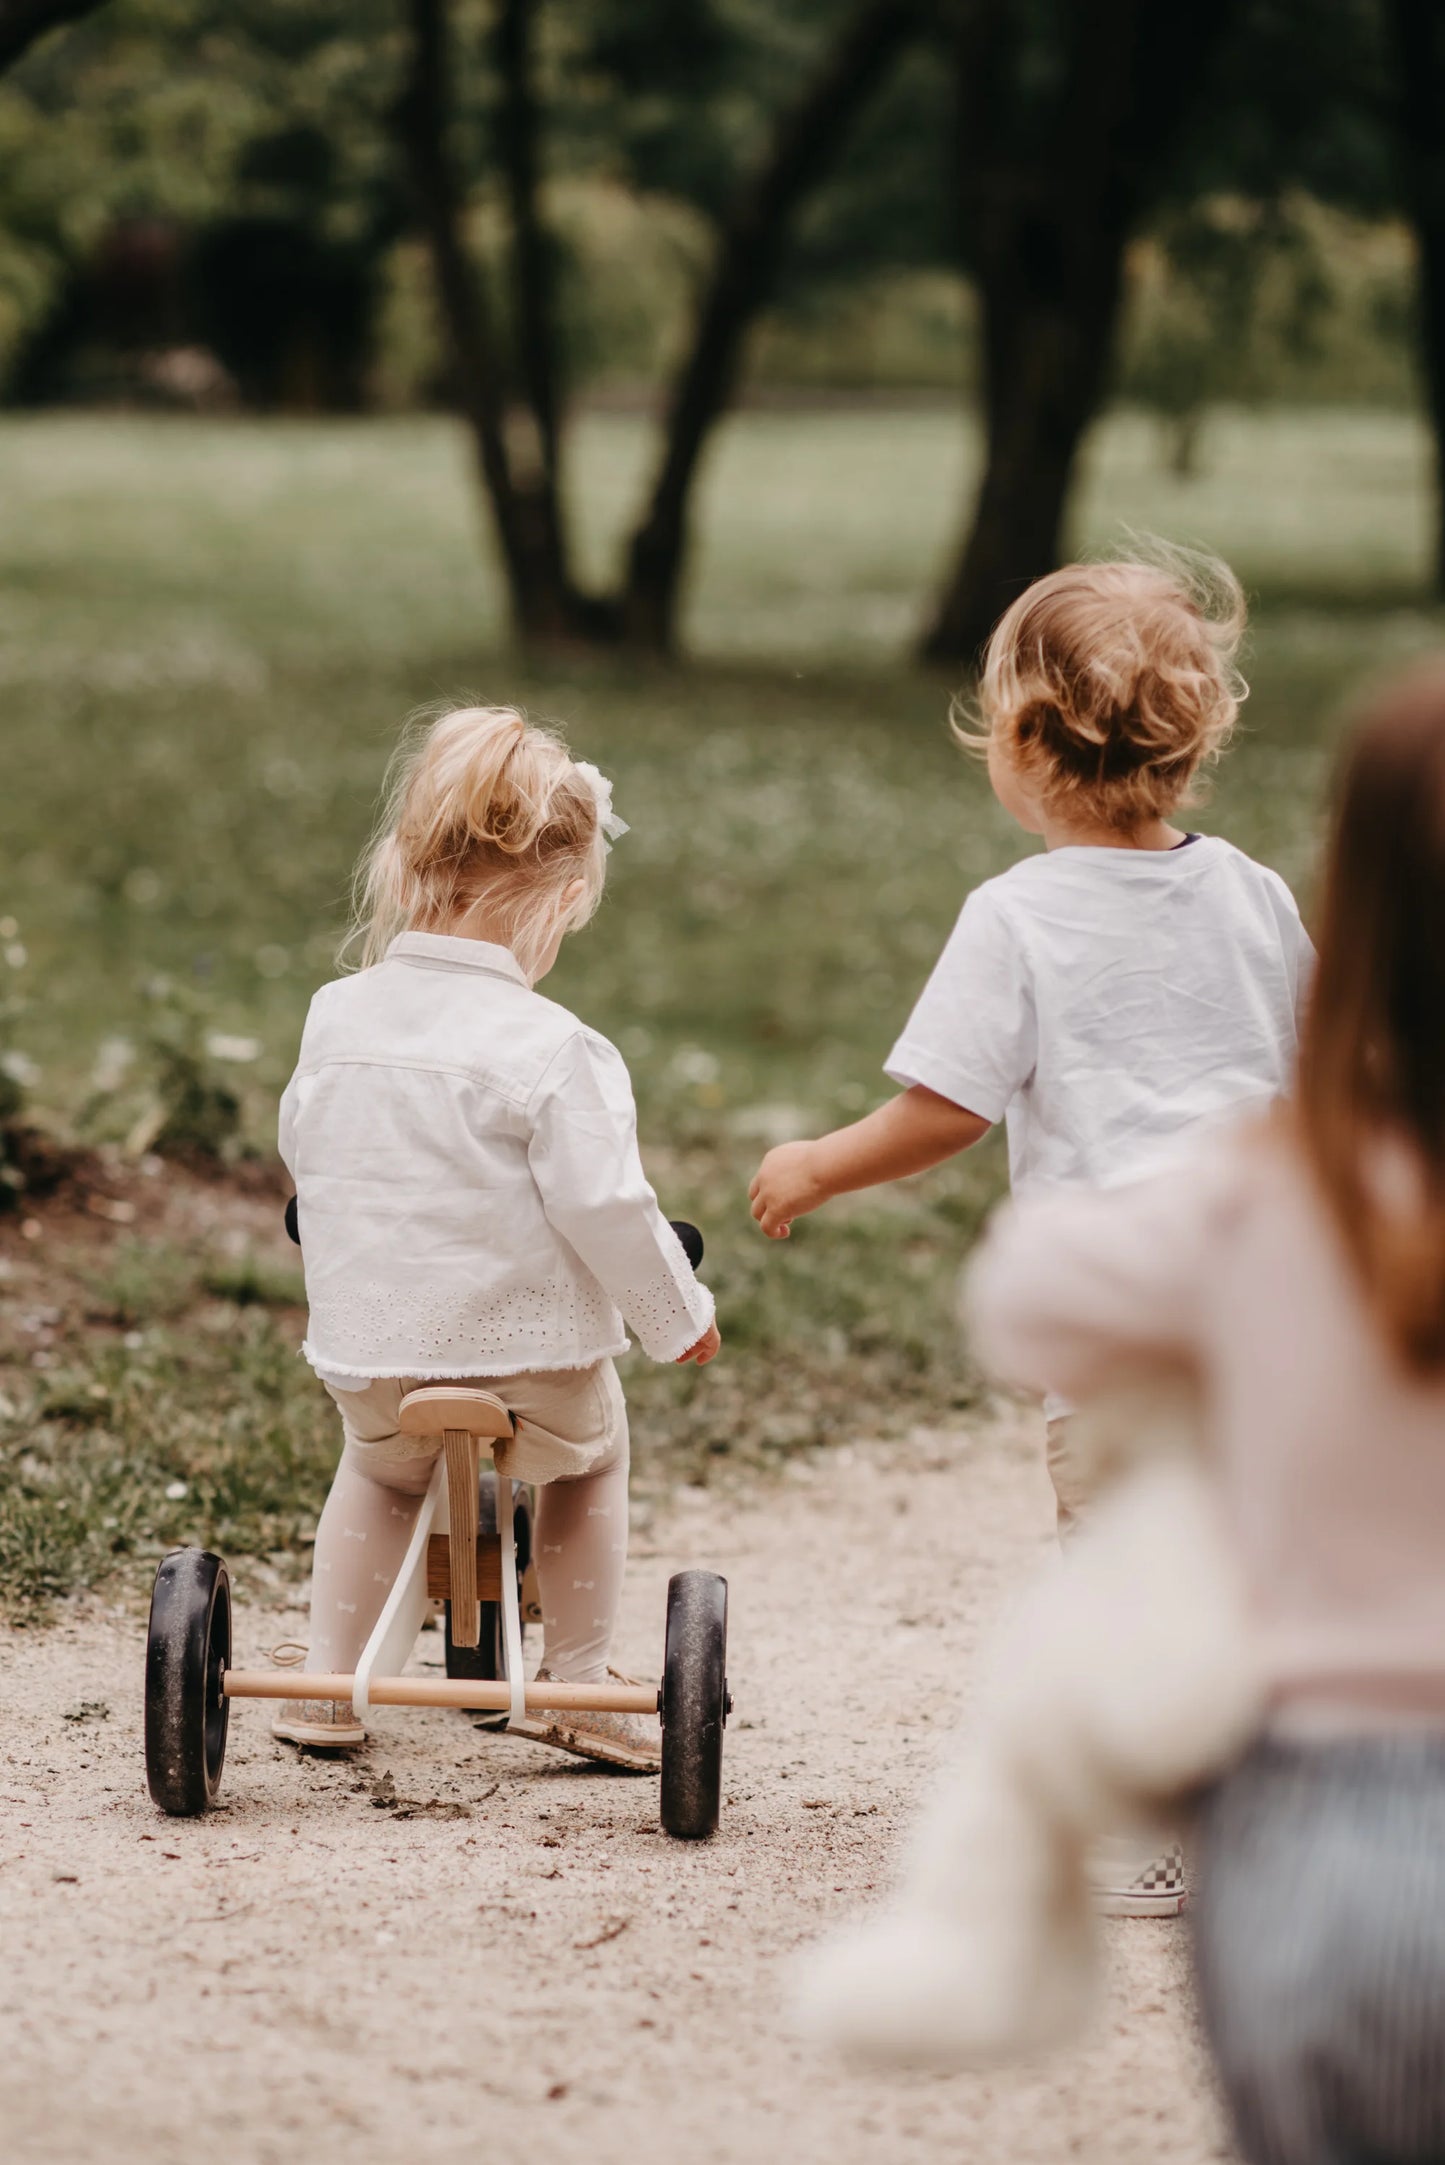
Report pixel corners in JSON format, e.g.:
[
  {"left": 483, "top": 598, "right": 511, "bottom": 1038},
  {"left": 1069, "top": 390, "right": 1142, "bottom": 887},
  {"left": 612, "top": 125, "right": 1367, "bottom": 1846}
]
[
  {"left": 404, "top": 0, "right": 921, "bottom": 654},
  {"left": 0, "top": 0, "right": 105, "bottom": 73},
  {"left": 925, "top": 271, "right": 1125, "bottom": 663},
  {"left": 401, "top": 0, "right": 592, "bottom": 646},
  {"left": 621, "top": 0, "right": 923, "bottom": 653},
  {"left": 921, "top": 0, "right": 1241, "bottom": 665},
  {"left": 1386, "top": 0, "right": 1445, "bottom": 596}
]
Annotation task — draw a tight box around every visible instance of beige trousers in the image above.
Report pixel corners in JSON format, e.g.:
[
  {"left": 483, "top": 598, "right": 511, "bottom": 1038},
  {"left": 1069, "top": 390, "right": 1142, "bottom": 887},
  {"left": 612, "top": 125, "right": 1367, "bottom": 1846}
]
[
  {"left": 305, "top": 1359, "right": 630, "bottom": 1687},
  {"left": 1048, "top": 1378, "right": 1205, "bottom": 1540},
  {"left": 1045, "top": 1414, "right": 1091, "bottom": 1539}
]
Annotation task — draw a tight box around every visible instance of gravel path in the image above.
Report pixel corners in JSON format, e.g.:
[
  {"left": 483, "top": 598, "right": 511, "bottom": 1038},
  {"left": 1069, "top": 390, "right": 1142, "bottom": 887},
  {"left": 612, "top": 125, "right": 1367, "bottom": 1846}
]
[{"left": 0, "top": 1408, "right": 1231, "bottom": 2165}]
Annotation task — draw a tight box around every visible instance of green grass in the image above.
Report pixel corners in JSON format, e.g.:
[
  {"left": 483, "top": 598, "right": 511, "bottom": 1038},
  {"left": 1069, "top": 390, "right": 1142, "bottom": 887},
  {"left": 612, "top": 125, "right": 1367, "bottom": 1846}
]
[
  {"left": 1, "top": 1322, "right": 333, "bottom": 1612},
  {"left": 0, "top": 401, "right": 1440, "bottom": 1610}
]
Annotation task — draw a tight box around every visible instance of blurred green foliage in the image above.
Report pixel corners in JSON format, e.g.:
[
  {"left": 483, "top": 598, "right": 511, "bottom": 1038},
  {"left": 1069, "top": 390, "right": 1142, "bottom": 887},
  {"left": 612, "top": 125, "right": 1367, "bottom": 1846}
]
[
  {"left": 0, "top": 0, "right": 403, "bottom": 387},
  {"left": 1120, "top": 202, "right": 1420, "bottom": 473},
  {"left": 0, "top": 0, "right": 1423, "bottom": 413},
  {"left": 0, "top": 0, "right": 951, "bottom": 401}
]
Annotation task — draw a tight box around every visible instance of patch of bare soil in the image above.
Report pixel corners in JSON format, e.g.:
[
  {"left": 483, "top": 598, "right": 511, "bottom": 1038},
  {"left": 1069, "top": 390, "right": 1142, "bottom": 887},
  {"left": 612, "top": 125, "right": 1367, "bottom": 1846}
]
[
  {"left": 0, "top": 1407, "right": 1231, "bottom": 2165},
  {"left": 0, "top": 1141, "right": 295, "bottom": 1388}
]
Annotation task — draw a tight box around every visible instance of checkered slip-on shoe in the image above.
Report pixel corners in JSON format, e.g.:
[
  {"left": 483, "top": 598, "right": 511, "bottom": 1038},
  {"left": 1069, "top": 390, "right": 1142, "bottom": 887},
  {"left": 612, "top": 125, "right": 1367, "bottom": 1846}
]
[{"left": 1092, "top": 1840, "right": 1187, "bottom": 1919}]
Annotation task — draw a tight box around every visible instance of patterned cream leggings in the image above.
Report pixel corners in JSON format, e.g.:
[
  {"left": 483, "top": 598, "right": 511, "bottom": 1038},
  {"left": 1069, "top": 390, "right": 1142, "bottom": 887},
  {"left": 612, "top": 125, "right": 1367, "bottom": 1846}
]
[{"left": 305, "top": 1359, "right": 629, "bottom": 1687}]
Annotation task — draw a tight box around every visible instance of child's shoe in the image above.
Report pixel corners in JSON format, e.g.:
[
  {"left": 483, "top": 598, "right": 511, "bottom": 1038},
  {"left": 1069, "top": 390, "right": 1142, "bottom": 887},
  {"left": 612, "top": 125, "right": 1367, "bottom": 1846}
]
[
  {"left": 271, "top": 1699, "right": 367, "bottom": 1750},
  {"left": 1091, "top": 1837, "right": 1186, "bottom": 1917},
  {"left": 503, "top": 1667, "right": 660, "bottom": 1773}
]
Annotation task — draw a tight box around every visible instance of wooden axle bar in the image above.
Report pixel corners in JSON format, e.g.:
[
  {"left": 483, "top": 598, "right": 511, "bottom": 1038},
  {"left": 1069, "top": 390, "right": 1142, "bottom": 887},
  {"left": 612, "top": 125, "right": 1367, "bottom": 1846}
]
[{"left": 222, "top": 1670, "right": 659, "bottom": 1716}]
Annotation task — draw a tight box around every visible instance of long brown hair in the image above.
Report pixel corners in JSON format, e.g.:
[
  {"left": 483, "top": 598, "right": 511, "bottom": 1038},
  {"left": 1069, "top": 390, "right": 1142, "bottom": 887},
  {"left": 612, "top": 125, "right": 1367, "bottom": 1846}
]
[{"left": 1298, "top": 659, "right": 1445, "bottom": 1370}]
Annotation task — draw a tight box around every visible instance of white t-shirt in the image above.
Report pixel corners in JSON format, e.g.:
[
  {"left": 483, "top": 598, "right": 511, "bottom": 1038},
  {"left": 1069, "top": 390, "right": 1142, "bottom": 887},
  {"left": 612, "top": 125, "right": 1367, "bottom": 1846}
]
[{"left": 886, "top": 836, "right": 1313, "bottom": 1199}]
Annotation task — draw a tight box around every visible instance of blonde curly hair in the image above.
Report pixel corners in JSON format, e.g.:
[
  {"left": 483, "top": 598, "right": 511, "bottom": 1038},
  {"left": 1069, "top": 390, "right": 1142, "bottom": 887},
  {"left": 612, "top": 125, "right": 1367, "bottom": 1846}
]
[
  {"left": 351, "top": 705, "right": 607, "bottom": 980},
  {"left": 962, "top": 544, "right": 1248, "bottom": 832}
]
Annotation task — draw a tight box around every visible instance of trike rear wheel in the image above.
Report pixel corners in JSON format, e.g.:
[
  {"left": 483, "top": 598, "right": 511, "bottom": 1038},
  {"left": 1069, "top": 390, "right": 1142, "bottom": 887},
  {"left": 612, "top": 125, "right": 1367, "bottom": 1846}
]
[
  {"left": 660, "top": 1570, "right": 728, "bottom": 1840},
  {"left": 145, "top": 1547, "right": 231, "bottom": 1816}
]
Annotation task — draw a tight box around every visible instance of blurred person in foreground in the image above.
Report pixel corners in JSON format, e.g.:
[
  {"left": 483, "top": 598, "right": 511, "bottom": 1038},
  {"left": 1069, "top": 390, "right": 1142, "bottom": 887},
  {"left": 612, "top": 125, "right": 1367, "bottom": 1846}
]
[{"left": 799, "top": 659, "right": 1445, "bottom": 2165}]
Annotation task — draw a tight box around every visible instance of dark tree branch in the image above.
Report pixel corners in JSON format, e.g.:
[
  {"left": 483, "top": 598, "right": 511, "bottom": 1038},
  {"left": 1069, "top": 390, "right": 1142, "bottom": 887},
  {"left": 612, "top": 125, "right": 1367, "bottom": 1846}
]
[
  {"left": 495, "top": 0, "right": 562, "bottom": 499},
  {"left": 622, "top": 0, "right": 925, "bottom": 651},
  {"left": 401, "top": 0, "right": 519, "bottom": 555},
  {"left": 401, "top": 0, "right": 589, "bottom": 642},
  {"left": 1385, "top": 0, "right": 1445, "bottom": 593},
  {"left": 0, "top": 0, "right": 104, "bottom": 74},
  {"left": 403, "top": 0, "right": 927, "bottom": 653}
]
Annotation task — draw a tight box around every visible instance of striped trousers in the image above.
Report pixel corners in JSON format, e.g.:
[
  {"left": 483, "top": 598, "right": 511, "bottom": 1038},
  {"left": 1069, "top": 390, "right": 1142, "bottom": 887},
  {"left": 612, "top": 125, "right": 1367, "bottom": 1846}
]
[{"left": 1194, "top": 1735, "right": 1445, "bottom": 2165}]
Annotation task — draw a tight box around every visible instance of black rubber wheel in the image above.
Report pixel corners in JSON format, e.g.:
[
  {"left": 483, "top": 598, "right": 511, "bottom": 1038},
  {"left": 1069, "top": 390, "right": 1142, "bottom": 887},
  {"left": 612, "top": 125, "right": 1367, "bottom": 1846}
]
[
  {"left": 445, "top": 1473, "right": 532, "bottom": 1682},
  {"left": 660, "top": 1570, "right": 729, "bottom": 1840},
  {"left": 145, "top": 1547, "right": 231, "bottom": 1816}
]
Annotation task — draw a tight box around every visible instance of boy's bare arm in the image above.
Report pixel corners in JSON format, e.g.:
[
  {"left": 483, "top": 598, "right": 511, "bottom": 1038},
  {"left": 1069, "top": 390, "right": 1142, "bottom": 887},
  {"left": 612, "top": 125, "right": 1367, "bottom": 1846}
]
[{"left": 748, "top": 1086, "right": 990, "bottom": 1238}]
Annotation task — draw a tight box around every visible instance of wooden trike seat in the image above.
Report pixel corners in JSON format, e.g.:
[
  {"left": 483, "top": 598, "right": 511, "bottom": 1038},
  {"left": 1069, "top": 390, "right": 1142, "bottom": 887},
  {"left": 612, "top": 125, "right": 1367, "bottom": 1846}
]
[{"left": 397, "top": 1386, "right": 514, "bottom": 1441}]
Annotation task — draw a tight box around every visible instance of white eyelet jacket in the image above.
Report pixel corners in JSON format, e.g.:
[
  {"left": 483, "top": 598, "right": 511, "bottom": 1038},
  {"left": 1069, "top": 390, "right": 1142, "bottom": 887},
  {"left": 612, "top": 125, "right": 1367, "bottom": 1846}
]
[{"left": 278, "top": 933, "right": 714, "bottom": 1383}]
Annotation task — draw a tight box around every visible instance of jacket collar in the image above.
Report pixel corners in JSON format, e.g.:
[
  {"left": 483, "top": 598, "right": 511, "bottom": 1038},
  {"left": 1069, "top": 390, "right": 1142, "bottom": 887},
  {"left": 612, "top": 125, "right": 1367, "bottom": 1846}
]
[{"left": 386, "top": 932, "right": 529, "bottom": 986}]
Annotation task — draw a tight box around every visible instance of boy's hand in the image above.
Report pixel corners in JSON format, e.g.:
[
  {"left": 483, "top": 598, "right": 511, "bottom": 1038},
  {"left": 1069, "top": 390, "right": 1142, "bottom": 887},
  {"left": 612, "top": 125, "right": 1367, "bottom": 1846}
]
[
  {"left": 749, "top": 1140, "right": 828, "bottom": 1239},
  {"left": 749, "top": 1091, "right": 989, "bottom": 1240},
  {"left": 677, "top": 1321, "right": 721, "bottom": 1365}
]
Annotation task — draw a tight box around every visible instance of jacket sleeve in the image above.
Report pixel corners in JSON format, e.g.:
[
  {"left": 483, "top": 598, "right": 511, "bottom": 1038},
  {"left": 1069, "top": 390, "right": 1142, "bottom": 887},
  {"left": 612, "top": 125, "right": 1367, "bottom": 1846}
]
[
  {"left": 278, "top": 998, "right": 320, "bottom": 1182},
  {"left": 527, "top": 1029, "right": 715, "bottom": 1362},
  {"left": 277, "top": 1072, "right": 300, "bottom": 1182},
  {"left": 962, "top": 1151, "right": 1236, "bottom": 1402}
]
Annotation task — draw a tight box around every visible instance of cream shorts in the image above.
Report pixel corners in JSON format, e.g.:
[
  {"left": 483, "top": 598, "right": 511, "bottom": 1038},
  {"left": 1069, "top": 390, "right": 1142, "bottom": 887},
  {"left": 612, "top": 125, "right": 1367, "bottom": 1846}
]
[{"left": 322, "top": 1358, "right": 628, "bottom": 1491}]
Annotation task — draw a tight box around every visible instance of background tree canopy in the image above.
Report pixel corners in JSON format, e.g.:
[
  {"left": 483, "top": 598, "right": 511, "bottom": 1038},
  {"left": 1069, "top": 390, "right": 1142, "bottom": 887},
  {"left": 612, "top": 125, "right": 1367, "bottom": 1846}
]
[{"left": 0, "top": 0, "right": 1436, "bottom": 655}]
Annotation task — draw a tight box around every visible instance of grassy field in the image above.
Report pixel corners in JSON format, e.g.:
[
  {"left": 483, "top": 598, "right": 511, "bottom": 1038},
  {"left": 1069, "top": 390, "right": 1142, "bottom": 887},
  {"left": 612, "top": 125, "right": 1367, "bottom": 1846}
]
[{"left": 1, "top": 402, "right": 1440, "bottom": 1611}]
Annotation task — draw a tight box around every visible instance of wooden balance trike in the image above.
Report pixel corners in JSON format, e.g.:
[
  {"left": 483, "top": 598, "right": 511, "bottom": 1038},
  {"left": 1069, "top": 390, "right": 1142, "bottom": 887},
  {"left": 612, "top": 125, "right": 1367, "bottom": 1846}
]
[{"left": 144, "top": 1378, "right": 731, "bottom": 1840}]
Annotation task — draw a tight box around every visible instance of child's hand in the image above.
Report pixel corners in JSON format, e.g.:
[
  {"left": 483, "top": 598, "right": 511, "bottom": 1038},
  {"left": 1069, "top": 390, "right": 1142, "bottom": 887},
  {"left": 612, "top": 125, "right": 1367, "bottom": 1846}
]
[
  {"left": 749, "top": 1141, "right": 827, "bottom": 1239},
  {"left": 676, "top": 1322, "right": 722, "bottom": 1365}
]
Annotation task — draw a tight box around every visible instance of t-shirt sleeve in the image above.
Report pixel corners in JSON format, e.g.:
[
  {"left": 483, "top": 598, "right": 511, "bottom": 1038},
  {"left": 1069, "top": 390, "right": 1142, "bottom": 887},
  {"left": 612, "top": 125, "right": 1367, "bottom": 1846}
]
[
  {"left": 884, "top": 886, "right": 1035, "bottom": 1123},
  {"left": 1261, "top": 867, "right": 1316, "bottom": 1038}
]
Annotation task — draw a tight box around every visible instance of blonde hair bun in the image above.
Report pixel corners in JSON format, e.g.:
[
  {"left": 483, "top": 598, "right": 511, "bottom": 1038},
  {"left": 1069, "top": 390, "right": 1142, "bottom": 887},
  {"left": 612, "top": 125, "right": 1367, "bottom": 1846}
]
[
  {"left": 967, "top": 541, "right": 1248, "bottom": 831},
  {"left": 353, "top": 704, "right": 607, "bottom": 977}
]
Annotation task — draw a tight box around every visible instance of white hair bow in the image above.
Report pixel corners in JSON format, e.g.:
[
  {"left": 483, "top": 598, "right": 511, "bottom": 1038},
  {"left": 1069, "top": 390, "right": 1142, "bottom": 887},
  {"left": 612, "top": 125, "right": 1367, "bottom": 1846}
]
[{"left": 572, "top": 760, "right": 629, "bottom": 846}]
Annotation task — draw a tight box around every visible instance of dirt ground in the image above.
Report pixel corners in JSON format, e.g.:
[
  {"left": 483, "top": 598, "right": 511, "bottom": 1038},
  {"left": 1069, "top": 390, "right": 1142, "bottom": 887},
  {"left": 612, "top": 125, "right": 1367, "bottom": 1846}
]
[{"left": 0, "top": 1406, "right": 1231, "bottom": 2165}]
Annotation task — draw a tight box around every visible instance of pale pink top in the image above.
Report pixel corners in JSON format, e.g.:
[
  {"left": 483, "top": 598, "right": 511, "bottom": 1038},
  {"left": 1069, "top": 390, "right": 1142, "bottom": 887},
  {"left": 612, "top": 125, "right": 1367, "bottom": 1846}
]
[{"left": 966, "top": 1131, "right": 1445, "bottom": 1727}]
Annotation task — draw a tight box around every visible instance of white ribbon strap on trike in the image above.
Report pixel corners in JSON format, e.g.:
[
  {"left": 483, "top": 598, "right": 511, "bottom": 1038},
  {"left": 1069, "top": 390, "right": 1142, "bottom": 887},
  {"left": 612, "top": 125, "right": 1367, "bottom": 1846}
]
[{"left": 353, "top": 1456, "right": 445, "bottom": 1721}]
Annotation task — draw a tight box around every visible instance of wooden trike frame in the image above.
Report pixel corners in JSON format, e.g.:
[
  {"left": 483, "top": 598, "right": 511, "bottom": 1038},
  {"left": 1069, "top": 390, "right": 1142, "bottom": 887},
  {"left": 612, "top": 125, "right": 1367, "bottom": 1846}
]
[{"left": 145, "top": 1386, "right": 730, "bottom": 1838}]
